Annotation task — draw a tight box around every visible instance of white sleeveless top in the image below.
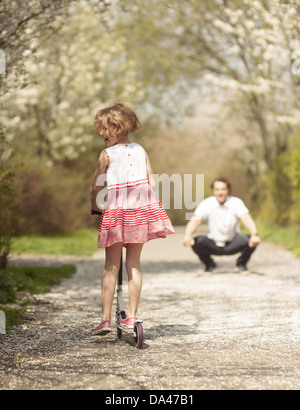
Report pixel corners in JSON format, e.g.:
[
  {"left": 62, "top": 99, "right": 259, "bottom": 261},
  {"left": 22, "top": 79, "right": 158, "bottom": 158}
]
[
  {"left": 98, "top": 142, "right": 175, "bottom": 248},
  {"left": 104, "top": 142, "right": 148, "bottom": 190}
]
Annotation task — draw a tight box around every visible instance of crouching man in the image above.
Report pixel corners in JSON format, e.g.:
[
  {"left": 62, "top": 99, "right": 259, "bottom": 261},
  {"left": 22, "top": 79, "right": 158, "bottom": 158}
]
[{"left": 183, "top": 177, "right": 261, "bottom": 274}]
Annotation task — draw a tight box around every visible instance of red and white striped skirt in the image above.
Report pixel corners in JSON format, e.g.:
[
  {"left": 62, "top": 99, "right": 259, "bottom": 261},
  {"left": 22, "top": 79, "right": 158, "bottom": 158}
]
[{"left": 97, "top": 182, "right": 174, "bottom": 248}]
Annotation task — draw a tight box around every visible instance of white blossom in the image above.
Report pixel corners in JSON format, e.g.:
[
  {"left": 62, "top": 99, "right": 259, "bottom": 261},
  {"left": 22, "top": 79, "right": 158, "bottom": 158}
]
[{"left": 213, "top": 19, "right": 235, "bottom": 34}]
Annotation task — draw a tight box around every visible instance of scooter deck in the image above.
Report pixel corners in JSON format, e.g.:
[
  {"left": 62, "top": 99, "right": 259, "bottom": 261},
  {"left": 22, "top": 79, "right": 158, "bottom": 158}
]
[{"left": 117, "top": 319, "right": 143, "bottom": 333}]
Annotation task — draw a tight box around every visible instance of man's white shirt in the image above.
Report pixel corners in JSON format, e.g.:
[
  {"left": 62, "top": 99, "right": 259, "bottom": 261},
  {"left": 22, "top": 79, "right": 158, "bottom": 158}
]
[{"left": 193, "top": 196, "right": 249, "bottom": 246}]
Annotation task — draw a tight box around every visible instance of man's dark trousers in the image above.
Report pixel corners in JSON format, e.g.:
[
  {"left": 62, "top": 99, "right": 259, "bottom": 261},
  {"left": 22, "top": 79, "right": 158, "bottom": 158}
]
[{"left": 192, "top": 234, "right": 257, "bottom": 268}]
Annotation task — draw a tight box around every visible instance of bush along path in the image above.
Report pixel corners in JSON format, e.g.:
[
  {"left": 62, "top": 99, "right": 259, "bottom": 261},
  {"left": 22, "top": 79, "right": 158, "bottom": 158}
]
[
  {"left": 1, "top": 227, "right": 300, "bottom": 390},
  {"left": 0, "top": 262, "right": 77, "bottom": 332}
]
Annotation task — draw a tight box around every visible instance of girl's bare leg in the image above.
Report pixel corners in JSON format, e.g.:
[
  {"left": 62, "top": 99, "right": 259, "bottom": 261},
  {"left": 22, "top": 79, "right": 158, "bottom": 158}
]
[
  {"left": 125, "top": 243, "right": 143, "bottom": 318},
  {"left": 101, "top": 243, "right": 123, "bottom": 321}
]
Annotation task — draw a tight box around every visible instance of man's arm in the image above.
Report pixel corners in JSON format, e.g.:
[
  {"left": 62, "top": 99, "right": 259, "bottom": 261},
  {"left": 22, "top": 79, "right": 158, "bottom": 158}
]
[
  {"left": 239, "top": 213, "right": 261, "bottom": 247},
  {"left": 183, "top": 217, "right": 202, "bottom": 246}
]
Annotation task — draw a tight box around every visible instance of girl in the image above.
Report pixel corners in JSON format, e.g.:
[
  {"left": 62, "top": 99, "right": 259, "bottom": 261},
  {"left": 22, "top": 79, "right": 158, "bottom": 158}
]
[{"left": 90, "top": 103, "right": 174, "bottom": 335}]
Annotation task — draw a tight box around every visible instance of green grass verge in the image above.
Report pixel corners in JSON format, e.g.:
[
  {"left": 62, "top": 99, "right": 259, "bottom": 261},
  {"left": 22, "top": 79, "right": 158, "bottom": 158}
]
[
  {"left": 256, "top": 220, "right": 300, "bottom": 257},
  {"left": 0, "top": 264, "right": 77, "bottom": 331},
  {"left": 11, "top": 224, "right": 300, "bottom": 258},
  {"left": 0, "top": 306, "right": 25, "bottom": 332},
  {"left": 5, "top": 229, "right": 95, "bottom": 331},
  {"left": 8, "top": 264, "right": 77, "bottom": 294},
  {"left": 11, "top": 229, "right": 99, "bottom": 256}
]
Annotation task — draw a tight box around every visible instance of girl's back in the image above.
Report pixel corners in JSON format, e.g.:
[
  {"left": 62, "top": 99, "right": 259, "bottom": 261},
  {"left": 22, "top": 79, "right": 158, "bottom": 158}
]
[
  {"left": 98, "top": 141, "right": 174, "bottom": 247},
  {"left": 104, "top": 142, "right": 148, "bottom": 188}
]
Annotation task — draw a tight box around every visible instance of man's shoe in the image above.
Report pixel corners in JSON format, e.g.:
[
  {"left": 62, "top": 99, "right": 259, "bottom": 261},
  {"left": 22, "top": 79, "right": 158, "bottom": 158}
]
[
  {"left": 204, "top": 262, "right": 216, "bottom": 273},
  {"left": 236, "top": 264, "right": 251, "bottom": 275}
]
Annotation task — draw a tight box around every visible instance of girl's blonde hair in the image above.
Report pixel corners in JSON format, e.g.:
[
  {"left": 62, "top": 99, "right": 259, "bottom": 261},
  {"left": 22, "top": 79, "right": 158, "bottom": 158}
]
[{"left": 94, "top": 103, "right": 142, "bottom": 138}]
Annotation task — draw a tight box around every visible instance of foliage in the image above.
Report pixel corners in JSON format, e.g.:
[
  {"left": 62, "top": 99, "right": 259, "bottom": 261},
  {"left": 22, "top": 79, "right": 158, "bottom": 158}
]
[
  {"left": 0, "top": 1, "right": 192, "bottom": 163},
  {"left": 0, "top": 0, "right": 112, "bottom": 75},
  {"left": 0, "top": 263, "right": 76, "bottom": 331},
  {"left": 1, "top": 0, "right": 300, "bottom": 233},
  {"left": 11, "top": 156, "right": 96, "bottom": 235},
  {"left": 0, "top": 269, "right": 17, "bottom": 303},
  {"left": 0, "top": 306, "right": 25, "bottom": 332},
  {"left": 6, "top": 264, "right": 76, "bottom": 294},
  {"left": 288, "top": 132, "right": 300, "bottom": 222},
  {"left": 1, "top": 0, "right": 191, "bottom": 235},
  {"left": 0, "top": 264, "right": 76, "bottom": 304},
  {"left": 119, "top": 0, "right": 300, "bottom": 224},
  {"left": 126, "top": 0, "right": 300, "bottom": 170},
  {"left": 256, "top": 219, "right": 300, "bottom": 258},
  {"left": 257, "top": 131, "right": 300, "bottom": 226},
  {"left": 0, "top": 126, "right": 16, "bottom": 269}
]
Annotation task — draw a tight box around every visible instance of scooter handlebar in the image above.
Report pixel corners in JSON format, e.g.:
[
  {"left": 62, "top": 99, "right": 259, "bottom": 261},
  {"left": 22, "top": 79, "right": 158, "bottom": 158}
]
[{"left": 91, "top": 209, "right": 102, "bottom": 215}]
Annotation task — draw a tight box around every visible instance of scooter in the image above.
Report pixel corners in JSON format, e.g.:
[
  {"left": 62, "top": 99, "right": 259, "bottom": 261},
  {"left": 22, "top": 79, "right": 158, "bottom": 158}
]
[
  {"left": 91, "top": 209, "right": 144, "bottom": 349},
  {"left": 116, "top": 252, "right": 144, "bottom": 349}
]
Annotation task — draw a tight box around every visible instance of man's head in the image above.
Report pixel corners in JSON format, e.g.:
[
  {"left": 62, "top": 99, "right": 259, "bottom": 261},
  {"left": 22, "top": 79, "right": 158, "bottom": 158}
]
[{"left": 210, "top": 177, "right": 232, "bottom": 205}]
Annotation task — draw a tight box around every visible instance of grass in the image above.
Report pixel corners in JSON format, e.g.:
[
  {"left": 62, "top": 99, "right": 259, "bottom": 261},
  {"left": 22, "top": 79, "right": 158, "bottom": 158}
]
[
  {"left": 0, "top": 306, "right": 25, "bottom": 332},
  {"left": 7, "top": 264, "right": 77, "bottom": 294},
  {"left": 3, "top": 229, "right": 94, "bottom": 332},
  {"left": 11, "top": 229, "right": 99, "bottom": 256},
  {"left": 11, "top": 224, "right": 300, "bottom": 258},
  {"left": 0, "top": 264, "right": 77, "bottom": 331},
  {"left": 256, "top": 220, "right": 300, "bottom": 257}
]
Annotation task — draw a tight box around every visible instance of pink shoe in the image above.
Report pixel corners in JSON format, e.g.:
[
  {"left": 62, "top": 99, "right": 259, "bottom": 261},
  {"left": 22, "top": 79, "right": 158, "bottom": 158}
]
[
  {"left": 120, "top": 317, "right": 137, "bottom": 330},
  {"left": 91, "top": 320, "right": 111, "bottom": 336}
]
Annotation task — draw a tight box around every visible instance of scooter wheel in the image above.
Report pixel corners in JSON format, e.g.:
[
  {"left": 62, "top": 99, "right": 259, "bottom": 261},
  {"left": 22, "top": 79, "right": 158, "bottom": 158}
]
[
  {"left": 134, "top": 322, "right": 143, "bottom": 349},
  {"left": 116, "top": 311, "right": 123, "bottom": 339}
]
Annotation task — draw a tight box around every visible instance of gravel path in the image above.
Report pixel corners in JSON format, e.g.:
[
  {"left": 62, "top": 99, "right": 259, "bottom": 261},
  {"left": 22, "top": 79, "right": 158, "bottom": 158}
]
[{"left": 1, "top": 227, "right": 300, "bottom": 390}]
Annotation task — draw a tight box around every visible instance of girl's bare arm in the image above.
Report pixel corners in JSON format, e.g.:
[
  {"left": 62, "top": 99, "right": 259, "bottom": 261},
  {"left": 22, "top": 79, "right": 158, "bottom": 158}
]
[
  {"left": 90, "top": 150, "right": 109, "bottom": 211},
  {"left": 145, "top": 151, "right": 156, "bottom": 189}
]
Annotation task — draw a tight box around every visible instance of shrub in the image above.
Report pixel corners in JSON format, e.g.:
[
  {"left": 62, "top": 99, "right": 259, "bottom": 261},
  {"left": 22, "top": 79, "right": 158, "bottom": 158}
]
[{"left": 0, "top": 126, "right": 16, "bottom": 269}]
